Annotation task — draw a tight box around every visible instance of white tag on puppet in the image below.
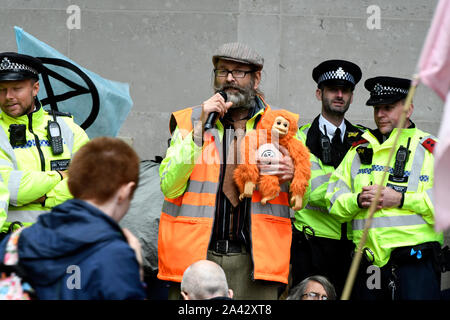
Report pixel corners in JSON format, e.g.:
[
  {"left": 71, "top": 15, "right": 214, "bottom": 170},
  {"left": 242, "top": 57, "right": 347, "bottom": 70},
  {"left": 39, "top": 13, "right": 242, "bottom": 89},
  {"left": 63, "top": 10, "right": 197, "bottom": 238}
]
[{"left": 257, "top": 143, "right": 283, "bottom": 175}]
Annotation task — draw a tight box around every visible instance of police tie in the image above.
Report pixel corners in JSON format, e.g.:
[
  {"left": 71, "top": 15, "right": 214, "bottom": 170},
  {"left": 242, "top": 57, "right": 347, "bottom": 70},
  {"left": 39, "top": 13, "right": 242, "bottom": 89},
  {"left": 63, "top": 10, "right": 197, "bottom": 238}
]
[
  {"left": 331, "top": 128, "right": 344, "bottom": 168},
  {"left": 332, "top": 128, "right": 342, "bottom": 147}
]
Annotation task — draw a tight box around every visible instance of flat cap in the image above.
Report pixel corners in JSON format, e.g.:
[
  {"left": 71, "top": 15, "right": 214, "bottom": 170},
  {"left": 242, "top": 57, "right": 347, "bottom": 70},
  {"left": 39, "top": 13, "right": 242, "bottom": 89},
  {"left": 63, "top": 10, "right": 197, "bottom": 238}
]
[
  {"left": 312, "top": 59, "right": 362, "bottom": 89},
  {"left": 364, "top": 76, "right": 411, "bottom": 106},
  {"left": 0, "top": 52, "right": 44, "bottom": 81},
  {"left": 212, "top": 42, "right": 264, "bottom": 71}
]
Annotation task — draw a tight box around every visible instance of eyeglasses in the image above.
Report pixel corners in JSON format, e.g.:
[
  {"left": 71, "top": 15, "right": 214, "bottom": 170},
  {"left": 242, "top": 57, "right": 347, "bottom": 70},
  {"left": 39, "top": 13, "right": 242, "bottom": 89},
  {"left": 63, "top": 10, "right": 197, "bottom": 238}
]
[
  {"left": 301, "top": 292, "right": 328, "bottom": 300},
  {"left": 214, "top": 69, "right": 254, "bottom": 78}
]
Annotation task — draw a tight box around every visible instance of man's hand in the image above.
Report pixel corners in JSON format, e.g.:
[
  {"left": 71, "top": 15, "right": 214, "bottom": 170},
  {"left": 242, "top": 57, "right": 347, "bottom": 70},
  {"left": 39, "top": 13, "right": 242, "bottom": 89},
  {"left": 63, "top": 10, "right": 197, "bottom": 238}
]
[
  {"left": 291, "top": 194, "right": 303, "bottom": 211},
  {"left": 379, "top": 186, "right": 403, "bottom": 208},
  {"left": 200, "top": 92, "right": 233, "bottom": 124},
  {"left": 257, "top": 145, "right": 294, "bottom": 184},
  {"left": 122, "top": 228, "right": 144, "bottom": 281},
  {"left": 33, "top": 195, "right": 46, "bottom": 204},
  {"left": 358, "top": 185, "right": 382, "bottom": 209},
  {"left": 358, "top": 184, "right": 402, "bottom": 209}
]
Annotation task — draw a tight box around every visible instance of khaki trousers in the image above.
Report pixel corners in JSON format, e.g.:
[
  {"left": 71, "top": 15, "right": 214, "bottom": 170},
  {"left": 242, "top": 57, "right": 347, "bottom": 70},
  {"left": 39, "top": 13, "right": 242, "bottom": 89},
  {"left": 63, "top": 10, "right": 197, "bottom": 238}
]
[
  {"left": 169, "top": 248, "right": 282, "bottom": 300},
  {"left": 207, "top": 249, "right": 281, "bottom": 300}
]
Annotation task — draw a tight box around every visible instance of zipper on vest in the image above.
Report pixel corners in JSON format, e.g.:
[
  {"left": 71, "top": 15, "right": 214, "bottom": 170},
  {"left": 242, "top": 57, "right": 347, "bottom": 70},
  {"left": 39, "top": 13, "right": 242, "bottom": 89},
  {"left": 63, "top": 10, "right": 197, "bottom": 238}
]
[{"left": 28, "top": 113, "right": 45, "bottom": 171}]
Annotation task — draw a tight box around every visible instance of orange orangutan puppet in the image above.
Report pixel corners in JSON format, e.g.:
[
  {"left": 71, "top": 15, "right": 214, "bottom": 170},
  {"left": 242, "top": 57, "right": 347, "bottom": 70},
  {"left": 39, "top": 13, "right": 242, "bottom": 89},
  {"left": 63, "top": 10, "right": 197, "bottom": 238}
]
[{"left": 233, "top": 109, "right": 311, "bottom": 211}]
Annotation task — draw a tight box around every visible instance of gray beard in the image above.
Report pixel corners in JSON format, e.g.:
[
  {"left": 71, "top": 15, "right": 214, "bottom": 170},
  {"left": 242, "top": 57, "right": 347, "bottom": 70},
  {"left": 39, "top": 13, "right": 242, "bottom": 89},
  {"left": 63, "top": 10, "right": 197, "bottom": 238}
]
[
  {"left": 214, "top": 82, "right": 256, "bottom": 109},
  {"left": 227, "top": 90, "right": 254, "bottom": 109}
]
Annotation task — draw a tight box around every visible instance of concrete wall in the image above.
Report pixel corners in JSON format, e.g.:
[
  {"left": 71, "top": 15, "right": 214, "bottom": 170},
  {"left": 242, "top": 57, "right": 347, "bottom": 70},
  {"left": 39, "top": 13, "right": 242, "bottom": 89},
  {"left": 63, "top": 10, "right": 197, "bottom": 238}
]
[{"left": 1, "top": 0, "right": 448, "bottom": 289}]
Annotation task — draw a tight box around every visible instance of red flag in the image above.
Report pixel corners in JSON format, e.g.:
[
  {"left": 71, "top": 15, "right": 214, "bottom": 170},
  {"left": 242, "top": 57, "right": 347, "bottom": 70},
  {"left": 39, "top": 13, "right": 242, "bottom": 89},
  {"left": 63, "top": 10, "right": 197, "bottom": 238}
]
[{"left": 418, "top": 0, "right": 450, "bottom": 100}]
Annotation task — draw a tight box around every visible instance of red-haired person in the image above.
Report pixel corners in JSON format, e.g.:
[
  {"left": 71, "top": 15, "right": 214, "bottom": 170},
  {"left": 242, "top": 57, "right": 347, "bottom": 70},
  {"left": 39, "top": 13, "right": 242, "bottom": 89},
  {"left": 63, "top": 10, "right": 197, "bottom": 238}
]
[{"left": 0, "top": 137, "right": 146, "bottom": 300}]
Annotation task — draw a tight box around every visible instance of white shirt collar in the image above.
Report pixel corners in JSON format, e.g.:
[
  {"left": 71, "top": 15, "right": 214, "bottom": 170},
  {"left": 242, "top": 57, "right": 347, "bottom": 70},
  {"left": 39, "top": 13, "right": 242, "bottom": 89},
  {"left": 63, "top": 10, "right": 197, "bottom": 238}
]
[{"left": 318, "top": 114, "right": 346, "bottom": 142}]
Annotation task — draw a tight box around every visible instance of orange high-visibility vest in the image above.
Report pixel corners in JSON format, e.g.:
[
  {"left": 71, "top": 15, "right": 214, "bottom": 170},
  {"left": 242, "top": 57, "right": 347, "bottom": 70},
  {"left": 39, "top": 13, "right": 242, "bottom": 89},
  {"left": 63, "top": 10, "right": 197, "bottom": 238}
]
[{"left": 157, "top": 102, "right": 294, "bottom": 284}]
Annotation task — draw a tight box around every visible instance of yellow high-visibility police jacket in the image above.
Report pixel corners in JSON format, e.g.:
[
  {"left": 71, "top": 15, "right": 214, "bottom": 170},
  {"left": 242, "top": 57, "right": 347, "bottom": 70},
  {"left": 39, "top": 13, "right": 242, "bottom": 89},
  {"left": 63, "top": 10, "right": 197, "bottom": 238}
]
[
  {"left": 0, "top": 104, "right": 89, "bottom": 232},
  {"left": 293, "top": 119, "right": 365, "bottom": 240},
  {"left": 325, "top": 126, "right": 443, "bottom": 267}
]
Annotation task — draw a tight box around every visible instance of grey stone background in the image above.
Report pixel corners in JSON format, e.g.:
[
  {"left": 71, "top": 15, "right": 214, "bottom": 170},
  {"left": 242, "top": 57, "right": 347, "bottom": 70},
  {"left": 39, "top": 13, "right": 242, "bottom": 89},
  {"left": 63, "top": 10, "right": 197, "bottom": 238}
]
[{"left": 1, "top": 0, "right": 448, "bottom": 291}]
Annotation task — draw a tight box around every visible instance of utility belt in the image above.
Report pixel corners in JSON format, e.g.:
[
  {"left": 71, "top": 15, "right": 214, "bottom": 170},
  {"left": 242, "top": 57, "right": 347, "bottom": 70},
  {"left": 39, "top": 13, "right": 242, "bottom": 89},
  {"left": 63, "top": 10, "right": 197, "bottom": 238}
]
[
  {"left": 293, "top": 224, "right": 352, "bottom": 243},
  {"left": 362, "top": 242, "right": 443, "bottom": 273},
  {"left": 359, "top": 242, "right": 443, "bottom": 300}
]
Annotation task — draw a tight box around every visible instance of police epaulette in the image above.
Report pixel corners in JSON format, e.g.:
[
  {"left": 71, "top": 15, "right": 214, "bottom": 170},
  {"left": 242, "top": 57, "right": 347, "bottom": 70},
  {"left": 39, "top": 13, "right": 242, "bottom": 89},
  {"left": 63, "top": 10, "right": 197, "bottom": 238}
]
[
  {"left": 45, "top": 110, "right": 72, "bottom": 117},
  {"left": 421, "top": 138, "right": 436, "bottom": 154},
  {"left": 352, "top": 138, "right": 368, "bottom": 148}
]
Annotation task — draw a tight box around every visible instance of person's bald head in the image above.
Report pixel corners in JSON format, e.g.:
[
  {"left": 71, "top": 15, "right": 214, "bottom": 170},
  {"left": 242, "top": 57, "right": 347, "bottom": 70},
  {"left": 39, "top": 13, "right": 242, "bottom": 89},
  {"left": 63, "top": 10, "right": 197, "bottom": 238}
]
[{"left": 180, "top": 260, "right": 233, "bottom": 300}]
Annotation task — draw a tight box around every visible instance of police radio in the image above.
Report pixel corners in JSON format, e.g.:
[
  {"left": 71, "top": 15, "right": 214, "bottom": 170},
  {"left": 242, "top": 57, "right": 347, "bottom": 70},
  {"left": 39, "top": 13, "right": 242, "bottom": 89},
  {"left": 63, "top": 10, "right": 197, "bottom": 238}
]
[
  {"left": 393, "top": 138, "right": 411, "bottom": 178},
  {"left": 47, "top": 111, "right": 63, "bottom": 155},
  {"left": 320, "top": 125, "right": 332, "bottom": 165}
]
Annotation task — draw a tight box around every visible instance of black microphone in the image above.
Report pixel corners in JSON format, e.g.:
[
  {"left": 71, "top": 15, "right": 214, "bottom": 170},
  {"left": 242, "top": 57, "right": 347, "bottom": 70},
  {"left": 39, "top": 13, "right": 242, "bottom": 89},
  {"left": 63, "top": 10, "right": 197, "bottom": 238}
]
[{"left": 204, "top": 91, "right": 227, "bottom": 131}]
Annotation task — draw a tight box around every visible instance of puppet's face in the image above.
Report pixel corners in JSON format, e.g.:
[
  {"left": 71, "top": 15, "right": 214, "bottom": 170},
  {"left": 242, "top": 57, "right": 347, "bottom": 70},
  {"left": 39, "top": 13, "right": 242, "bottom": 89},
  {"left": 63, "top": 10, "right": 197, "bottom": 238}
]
[{"left": 272, "top": 116, "right": 290, "bottom": 136}]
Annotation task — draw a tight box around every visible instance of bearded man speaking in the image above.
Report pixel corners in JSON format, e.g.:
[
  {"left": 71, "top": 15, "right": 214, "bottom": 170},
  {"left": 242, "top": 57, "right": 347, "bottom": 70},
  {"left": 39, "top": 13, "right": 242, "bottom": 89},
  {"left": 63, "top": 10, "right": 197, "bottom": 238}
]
[{"left": 157, "top": 43, "right": 299, "bottom": 300}]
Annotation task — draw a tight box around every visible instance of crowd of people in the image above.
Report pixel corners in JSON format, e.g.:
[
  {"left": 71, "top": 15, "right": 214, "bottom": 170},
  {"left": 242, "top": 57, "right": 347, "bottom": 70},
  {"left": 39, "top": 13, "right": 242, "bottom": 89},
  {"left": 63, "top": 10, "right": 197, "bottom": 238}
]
[{"left": 0, "top": 41, "right": 444, "bottom": 300}]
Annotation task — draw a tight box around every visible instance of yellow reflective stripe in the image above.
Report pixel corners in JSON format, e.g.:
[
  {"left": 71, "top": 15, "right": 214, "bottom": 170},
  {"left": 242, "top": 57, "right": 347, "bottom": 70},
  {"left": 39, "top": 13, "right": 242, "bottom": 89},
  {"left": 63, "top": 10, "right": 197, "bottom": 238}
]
[
  {"left": 352, "top": 214, "right": 426, "bottom": 231},
  {"left": 6, "top": 210, "right": 49, "bottom": 223}
]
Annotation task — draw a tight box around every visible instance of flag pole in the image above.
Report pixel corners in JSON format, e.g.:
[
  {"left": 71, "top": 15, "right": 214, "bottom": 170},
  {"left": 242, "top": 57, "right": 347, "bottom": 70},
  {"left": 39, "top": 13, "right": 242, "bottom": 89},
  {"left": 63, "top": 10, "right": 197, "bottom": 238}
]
[{"left": 340, "top": 74, "right": 420, "bottom": 300}]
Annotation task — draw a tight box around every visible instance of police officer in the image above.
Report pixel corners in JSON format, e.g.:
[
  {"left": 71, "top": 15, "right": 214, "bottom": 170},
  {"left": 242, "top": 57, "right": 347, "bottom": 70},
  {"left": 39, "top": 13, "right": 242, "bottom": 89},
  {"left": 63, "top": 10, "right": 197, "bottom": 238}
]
[
  {"left": 291, "top": 60, "right": 364, "bottom": 297},
  {"left": 325, "top": 76, "right": 443, "bottom": 300},
  {"left": 0, "top": 52, "right": 89, "bottom": 233}
]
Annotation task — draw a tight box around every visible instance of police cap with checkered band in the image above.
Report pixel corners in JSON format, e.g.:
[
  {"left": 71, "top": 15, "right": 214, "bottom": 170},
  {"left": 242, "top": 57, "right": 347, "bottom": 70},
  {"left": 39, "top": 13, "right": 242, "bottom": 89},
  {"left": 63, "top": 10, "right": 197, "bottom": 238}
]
[
  {"left": 312, "top": 59, "right": 362, "bottom": 90},
  {"left": 364, "top": 76, "right": 411, "bottom": 106},
  {"left": 0, "top": 52, "right": 44, "bottom": 82}
]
